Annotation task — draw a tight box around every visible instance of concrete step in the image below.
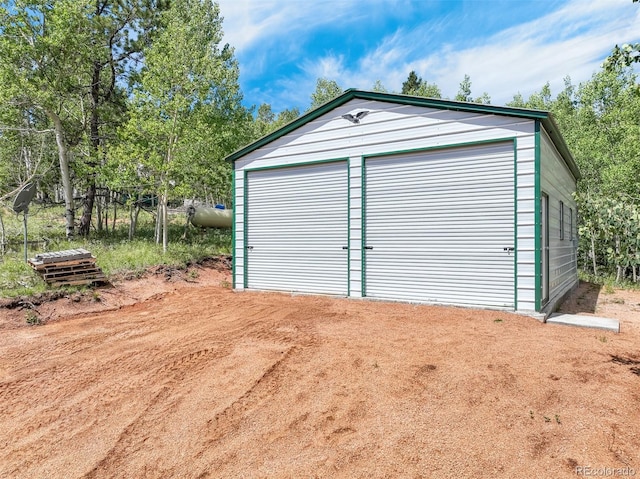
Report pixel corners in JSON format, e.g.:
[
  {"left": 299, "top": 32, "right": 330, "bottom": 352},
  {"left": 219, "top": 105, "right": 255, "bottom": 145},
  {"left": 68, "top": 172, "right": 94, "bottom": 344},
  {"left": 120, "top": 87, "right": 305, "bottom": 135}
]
[{"left": 547, "top": 313, "right": 620, "bottom": 333}]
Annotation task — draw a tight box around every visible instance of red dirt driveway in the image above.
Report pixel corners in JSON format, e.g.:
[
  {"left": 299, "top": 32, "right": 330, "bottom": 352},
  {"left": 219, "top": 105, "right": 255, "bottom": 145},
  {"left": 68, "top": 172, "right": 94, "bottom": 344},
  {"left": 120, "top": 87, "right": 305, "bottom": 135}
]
[{"left": 0, "top": 268, "right": 639, "bottom": 478}]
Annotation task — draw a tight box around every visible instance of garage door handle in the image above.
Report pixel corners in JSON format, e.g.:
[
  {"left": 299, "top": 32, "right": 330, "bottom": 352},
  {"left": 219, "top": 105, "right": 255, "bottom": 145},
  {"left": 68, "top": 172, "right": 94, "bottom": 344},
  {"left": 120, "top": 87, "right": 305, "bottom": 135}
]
[
  {"left": 246, "top": 246, "right": 254, "bottom": 251},
  {"left": 342, "top": 246, "right": 349, "bottom": 250},
  {"left": 364, "top": 246, "right": 373, "bottom": 250}
]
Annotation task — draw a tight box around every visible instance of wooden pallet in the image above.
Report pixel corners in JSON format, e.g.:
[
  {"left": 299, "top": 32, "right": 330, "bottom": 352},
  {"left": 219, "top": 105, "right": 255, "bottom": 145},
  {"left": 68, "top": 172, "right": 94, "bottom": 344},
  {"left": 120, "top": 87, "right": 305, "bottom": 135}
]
[{"left": 28, "top": 249, "right": 107, "bottom": 286}]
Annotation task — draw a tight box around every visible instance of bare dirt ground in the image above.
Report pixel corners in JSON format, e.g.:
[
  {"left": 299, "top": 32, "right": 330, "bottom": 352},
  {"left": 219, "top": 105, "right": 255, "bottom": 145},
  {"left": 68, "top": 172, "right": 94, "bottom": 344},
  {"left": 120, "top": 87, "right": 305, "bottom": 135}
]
[{"left": 1, "top": 264, "right": 639, "bottom": 479}]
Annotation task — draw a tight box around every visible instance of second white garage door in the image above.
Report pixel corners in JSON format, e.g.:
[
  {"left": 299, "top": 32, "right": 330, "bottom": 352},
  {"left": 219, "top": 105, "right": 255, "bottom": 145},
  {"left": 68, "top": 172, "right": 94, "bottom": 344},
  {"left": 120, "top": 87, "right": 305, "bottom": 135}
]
[
  {"left": 245, "top": 161, "right": 349, "bottom": 295},
  {"left": 363, "top": 142, "right": 515, "bottom": 308}
]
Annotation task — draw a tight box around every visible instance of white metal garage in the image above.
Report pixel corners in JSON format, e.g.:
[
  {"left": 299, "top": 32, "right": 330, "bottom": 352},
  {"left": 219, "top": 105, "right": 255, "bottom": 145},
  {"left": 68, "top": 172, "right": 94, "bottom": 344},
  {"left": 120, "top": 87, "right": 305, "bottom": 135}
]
[
  {"left": 244, "top": 161, "right": 349, "bottom": 295},
  {"left": 363, "top": 142, "right": 515, "bottom": 308},
  {"left": 229, "top": 90, "right": 580, "bottom": 316}
]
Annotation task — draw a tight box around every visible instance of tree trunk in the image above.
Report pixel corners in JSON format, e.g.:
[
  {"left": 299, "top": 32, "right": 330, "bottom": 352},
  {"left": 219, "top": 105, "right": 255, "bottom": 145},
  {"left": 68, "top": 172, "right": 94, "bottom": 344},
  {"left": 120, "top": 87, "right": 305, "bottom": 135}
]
[
  {"left": 112, "top": 191, "right": 117, "bottom": 233},
  {"left": 47, "top": 110, "right": 74, "bottom": 238},
  {"left": 0, "top": 211, "right": 5, "bottom": 256},
  {"left": 96, "top": 190, "right": 103, "bottom": 233},
  {"left": 129, "top": 194, "right": 141, "bottom": 241},
  {"left": 79, "top": 183, "right": 97, "bottom": 236},
  {"left": 104, "top": 189, "right": 109, "bottom": 232},
  {"left": 162, "top": 191, "right": 168, "bottom": 254},
  {"left": 615, "top": 236, "right": 622, "bottom": 282},
  {"left": 129, "top": 203, "right": 135, "bottom": 241},
  {"left": 155, "top": 200, "right": 162, "bottom": 244},
  {"left": 591, "top": 234, "right": 597, "bottom": 276},
  {"left": 79, "top": 60, "right": 104, "bottom": 237}
]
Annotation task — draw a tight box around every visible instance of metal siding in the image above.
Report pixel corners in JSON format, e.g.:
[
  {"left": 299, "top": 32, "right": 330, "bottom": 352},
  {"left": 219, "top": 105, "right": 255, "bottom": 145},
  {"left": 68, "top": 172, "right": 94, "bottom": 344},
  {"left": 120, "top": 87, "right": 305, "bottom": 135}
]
[
  {"left": 348, "top": 156, "right": 363, "bottom": 297},
  {"left": 540, "top": 128, "right": 578, "bottom": 312},
  {"left": 234, "top": 100, "right": 537, "bottom": 169},
  {"left": 515, "top": 129, "right": 537, "bottom": 312},
  {"left": 364, "top": 143, "right": 515, "bottom": 308},
  {"left": 234, "top": 170, "right": 245, "bottom": 290},
  {"left": 234, "top": 99, "right": 540, "bottom": 312},
  {"left": 245, "top": 162, "right": 348, "bottom": 294}
]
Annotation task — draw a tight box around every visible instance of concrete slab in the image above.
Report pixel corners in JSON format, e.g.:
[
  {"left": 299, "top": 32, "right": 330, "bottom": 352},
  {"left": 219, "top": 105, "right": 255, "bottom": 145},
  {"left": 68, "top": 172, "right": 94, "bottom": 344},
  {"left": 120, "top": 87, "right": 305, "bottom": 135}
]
[{"left": 547, "top": 313, "right": 620, "bottom": 333}]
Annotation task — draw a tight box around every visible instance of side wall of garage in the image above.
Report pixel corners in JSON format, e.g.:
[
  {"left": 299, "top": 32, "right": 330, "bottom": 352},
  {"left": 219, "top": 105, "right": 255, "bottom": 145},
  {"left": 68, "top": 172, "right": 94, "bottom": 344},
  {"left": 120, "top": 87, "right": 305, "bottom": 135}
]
[
  {"left": 540, "top": 126, "right": 579, "bottom": 314},
  {"left": 234, "top": 98, "right": 539, "bottom": 312}
]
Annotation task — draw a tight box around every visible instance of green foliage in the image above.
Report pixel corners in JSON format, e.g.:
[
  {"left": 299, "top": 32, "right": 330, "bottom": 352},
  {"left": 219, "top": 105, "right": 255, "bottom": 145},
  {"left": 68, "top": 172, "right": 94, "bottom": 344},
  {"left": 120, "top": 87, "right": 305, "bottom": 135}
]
[
  {"left": 454, "top": 74, "right": 490, "bottom": 103},
  {"left": 402, "top": 71, "right": 422, "bottom": 94},
  {"left": 25, "top": 310, "right": 42, "bottom": 325},
  {"left": 0, "top": 106, "right": 58, "bottom": 195},
  {"left": 371, "top": 80, "right": 388, "bottom": 93},
  {"left": 606, "top": 43, "right": 640, "bottom": 71},
  {"left": 0, "top": 0, "right": 92, "bottom": 237},
  {"left": 308, "top": 78, "right": 343, "bottom": 111},
  {"left": 0, "top": 0, "right": 172, "bottom": 238},
  {"left": 401, "top": 71, "right": 441, "bottom": 98},
  {"left": 413, "top": 81, "right": 442, "bottom": 99},
  {"left": 506, "top": 93, "right": 526, "bottom": 108},
  {"left": 576, "top": 193, "right": 640, "bottom": 282},
  {"left": 0, "top": 256, "right": 44, "bottom": 297},
  {"left": 604, "top": 1, "right": 640, "bottom": 72},
  {"left": 1, "top": 1, "right": 639, "bottom": 287},
  {"left": 112, "top": 0, "right": 249, "bottom": 250},
  {"left": 524, "top": 82, "right": 553, "bottom": 109},
  {"left": 582, "top": 69, "right": 640, "bottom": 197},
  {"left": 252, "top": 103, "right": 300, "bottom": 138},
  {"left": 504, "top": 65, "right": 640, "bottom": 283},
  {"left": 455, "top": 74, "right": 473, "bottom": 102},
  {"left": 563, "top": 67, "right": 640, "bottom": 282},
  {"left": 119, "top": 0, "right": 244, "bottom": 197}
]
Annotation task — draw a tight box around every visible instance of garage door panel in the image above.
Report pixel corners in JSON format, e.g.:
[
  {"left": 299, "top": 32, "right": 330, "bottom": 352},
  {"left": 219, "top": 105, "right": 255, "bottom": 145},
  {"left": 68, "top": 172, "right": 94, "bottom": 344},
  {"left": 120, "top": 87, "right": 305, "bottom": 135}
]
[
  {"left": 367, "top": 188, "right": 513, "bottom": 202},
  {"left": 365, "top": 143, "right": 515, "bottom": 308},
  {"left": 246, "top": 162, "right": 348, "bottom": 295},
  {"left": 370, "top": 171, "right": 513, "bottom": 185}
]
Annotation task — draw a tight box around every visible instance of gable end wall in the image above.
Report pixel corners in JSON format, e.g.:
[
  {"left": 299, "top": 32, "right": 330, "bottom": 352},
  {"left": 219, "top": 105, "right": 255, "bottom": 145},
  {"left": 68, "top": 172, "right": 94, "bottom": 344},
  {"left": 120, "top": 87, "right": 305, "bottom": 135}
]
[{"left": 234, "top": 98, "right": 543, "bottom": 312}]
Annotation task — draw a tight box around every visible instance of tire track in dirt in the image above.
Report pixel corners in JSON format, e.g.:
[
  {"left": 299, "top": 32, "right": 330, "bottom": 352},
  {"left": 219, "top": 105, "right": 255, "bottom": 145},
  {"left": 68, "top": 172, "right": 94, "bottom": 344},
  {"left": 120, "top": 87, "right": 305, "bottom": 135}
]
[
  {"left": 2, "top": 278, "right": 640, "bottom": 478},
  {"left": 204, "top": 345, "right": 298, "bottom": 442},
  {"left": 0, "top": 289, "right": 252, "bottom": 478},
  {"left": 72, "top": 293, "right": 324, "bottom": 478},
  {"left": 85, "top": 344, "right": 300, "bottom": 479}
]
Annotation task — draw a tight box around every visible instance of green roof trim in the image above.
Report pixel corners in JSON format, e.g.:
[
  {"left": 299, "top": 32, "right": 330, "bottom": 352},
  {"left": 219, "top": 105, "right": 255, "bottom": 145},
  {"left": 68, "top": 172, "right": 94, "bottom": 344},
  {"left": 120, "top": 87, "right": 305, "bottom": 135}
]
[{"left": 226, "top": 89, "right": 580, "bottom": 180}]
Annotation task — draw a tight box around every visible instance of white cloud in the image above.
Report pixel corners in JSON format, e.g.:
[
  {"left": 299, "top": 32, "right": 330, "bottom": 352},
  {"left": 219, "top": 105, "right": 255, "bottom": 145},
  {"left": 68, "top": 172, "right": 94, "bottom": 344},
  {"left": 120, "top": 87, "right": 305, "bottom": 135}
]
[
  {"left": 340, "top": 0, "right": 640, "bottom": 104},
  {"left": 218, "top": 0, "right": 364, "bottom": 53},
  {"left": 431, "top": 0, "right": 640, "bottom": 102},
  {"left": 219, "top": 0, "right": 640, "bottom": 110},
  {"left": 302, "top": 54, "right": 347, "bottom": 81}
]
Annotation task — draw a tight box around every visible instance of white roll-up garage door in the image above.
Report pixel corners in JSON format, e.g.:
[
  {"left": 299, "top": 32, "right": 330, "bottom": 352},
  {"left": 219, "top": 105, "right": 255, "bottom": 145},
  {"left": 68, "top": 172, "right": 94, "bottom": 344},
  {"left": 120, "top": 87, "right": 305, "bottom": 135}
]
[
  {"left": 364, "top": 142, "right": 515, "bottom": 308},
  {"left": 245, "top": 161, "right": 348, "bottom": 295}
]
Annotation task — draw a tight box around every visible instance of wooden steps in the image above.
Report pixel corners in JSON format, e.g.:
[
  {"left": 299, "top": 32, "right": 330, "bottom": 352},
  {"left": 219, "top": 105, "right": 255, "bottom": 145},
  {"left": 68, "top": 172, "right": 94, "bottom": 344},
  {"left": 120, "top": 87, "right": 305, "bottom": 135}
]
[{"left": 28, "top": 249, "right": 107, "bottom": 286}]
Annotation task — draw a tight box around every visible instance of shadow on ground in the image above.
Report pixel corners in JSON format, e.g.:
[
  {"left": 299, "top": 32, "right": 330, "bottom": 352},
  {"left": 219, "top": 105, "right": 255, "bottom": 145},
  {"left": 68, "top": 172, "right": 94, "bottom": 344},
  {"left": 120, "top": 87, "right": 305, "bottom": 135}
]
[{"left": 557, "top": 281, "right": 602, "bottom": 314}]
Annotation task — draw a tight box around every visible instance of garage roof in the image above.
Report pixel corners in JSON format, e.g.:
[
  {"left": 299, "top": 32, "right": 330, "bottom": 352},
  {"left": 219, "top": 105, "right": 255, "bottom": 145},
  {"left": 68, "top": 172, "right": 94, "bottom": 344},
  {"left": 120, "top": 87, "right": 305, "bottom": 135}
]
[{"left": 226, "top": 89, "right": 580, "bottom": 180}]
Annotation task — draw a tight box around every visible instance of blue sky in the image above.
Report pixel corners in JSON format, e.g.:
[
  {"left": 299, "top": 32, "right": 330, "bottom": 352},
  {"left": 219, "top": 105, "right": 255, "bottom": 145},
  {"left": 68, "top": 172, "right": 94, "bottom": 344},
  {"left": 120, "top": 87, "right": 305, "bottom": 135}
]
[{"left": 216, "top": 0, "right": 640, "bottom": 113}]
